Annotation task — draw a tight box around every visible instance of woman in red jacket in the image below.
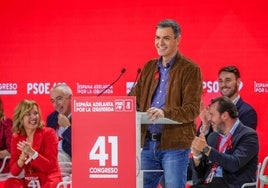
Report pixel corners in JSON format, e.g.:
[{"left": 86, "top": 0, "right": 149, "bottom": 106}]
[{"left": 5, "top": 99, "right": 62, "bottom": 188}]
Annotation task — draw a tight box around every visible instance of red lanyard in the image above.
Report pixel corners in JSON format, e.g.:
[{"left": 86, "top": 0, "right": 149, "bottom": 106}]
[
  {"left": 205, "top": 133, "right": 232, "bottom": 183},
  {"left": 217, "top": 133, "right": 232, "bottom": 153},
  {"left": 212, "top": 133, "right": 233, "bottom": 169}
]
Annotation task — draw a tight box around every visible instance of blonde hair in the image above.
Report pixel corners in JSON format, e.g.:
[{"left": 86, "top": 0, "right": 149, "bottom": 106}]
[{"left": 12, "top": 99, "right": 44, "bottom": 135}]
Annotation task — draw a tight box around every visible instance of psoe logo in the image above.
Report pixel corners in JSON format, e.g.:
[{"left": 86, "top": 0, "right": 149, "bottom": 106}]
[
  {"left": 203, "top": 81, "right": 219, "bottom": 93},
  {"left": 0, "top": 83, "right": 18, "bottom": 95},
  {"left": 27, "top": 82, "right": 66, "bottom": 95},
  {"left": 203, "top": 80, "right": 243, "bottom": 93},
  {"left": 114, "top": 100, "right": 134, "bottom": 111},
  {"left": 115, "top": 101, "right": 124, "bottom": 111}
]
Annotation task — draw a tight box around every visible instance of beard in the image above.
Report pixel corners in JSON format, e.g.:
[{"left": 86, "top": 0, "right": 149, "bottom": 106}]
[
  {"left": 220, "top": 84, "right": 239, "bottom": 99},
  {"left": 213, "top": 120, "right": 225, "bottom": 134}
]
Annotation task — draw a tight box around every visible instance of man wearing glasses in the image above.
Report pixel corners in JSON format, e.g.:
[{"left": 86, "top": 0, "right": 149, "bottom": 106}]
[{"left": 47, "top": 83, "right": 72, "bottom": 162}]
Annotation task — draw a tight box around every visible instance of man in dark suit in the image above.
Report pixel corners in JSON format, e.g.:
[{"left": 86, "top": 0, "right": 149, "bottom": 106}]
[
  {"left": 190, "top": 96, "right": 259, "bottom": 188},
  {"left": 187, "top": 66, "right": 258, "bottom": 181},
  {"left": 47, "top": 84, "right": 72, "bottom": 162},
  {"left": 198, "top": 65, "right": 257, "bottom": 137}
]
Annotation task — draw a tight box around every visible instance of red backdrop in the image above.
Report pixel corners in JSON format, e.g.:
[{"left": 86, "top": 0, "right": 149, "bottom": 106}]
[{"left": 1, "top": 0, "right": 267, "bottom": 165}]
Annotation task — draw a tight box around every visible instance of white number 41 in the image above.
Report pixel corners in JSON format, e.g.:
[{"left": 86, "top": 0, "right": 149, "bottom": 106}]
[{"left": 89, "top": 136, "right": 118, "bottom": 166}]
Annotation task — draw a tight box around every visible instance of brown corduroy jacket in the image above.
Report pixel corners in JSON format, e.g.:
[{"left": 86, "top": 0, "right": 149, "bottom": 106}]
[{"left": 130, "top": 52, "right": 203, "bottom": 149}]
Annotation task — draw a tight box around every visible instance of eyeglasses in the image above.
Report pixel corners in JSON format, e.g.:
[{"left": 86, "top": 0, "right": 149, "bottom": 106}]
[{"left": 50, "top": 96, "right": 64, "bottom": 104}]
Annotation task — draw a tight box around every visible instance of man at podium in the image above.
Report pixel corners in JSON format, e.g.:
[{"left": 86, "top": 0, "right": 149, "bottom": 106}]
[{"left": 129, "top": 19, "right": 203, "bottom": 188}]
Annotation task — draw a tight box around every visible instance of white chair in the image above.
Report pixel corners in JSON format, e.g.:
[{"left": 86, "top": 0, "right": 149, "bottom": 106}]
[
  {"left": 259, "top": 156, "right": 268, "bottom": 188},
  {"left": 0, "top": 156, "right": 11, "bottom": 181},
  {"left": 57, "top": 162, "right": 72, "bottom": 188},
  {"left": 0, "top": 156, "right": 10, "bottom": 173},
  {"left": 56, "top": 179, "right": 72, "bottom": 188},
  {"left": 241, "top": 162, "right": 261, "bottom": 188}
]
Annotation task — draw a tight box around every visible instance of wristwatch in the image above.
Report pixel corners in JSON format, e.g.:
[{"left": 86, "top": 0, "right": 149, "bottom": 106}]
[{"left": 202, "top": 146, "right": 210, "bottom": 154}]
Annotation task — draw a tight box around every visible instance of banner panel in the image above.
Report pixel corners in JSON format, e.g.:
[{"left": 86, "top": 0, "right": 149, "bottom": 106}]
[{"left": 72, "top": 96, "right": 136, "bottom": 187}]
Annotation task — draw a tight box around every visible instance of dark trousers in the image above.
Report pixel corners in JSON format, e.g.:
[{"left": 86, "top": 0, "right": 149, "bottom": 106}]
[{"left": 190, "top": 177, "right": 229, "bottom": 188}]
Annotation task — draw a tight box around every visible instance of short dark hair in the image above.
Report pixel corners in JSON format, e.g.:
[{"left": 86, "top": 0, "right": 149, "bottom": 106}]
[
  {"left": 211, "top": 96, "right": 238, "bottom": 119},
  {"left": 218, "top": 65, "right": 240, "bottom": 79},
  {"left": 156, "top": 19, "right": 181, "bottom": 38}
]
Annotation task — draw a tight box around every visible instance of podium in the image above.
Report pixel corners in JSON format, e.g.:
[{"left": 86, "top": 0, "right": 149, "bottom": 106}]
[
  {"left": 72, "top": 96, "right": 181, "bottom": 187},
  {"left": 136, "top": 112, "right": 181, "bottom": 188},
  {"left": 72, "top": 96, "right": 137, "bottom": 187}
]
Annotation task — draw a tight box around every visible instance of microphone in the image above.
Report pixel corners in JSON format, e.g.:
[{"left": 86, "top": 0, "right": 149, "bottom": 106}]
[
  {"left": 97, "top": 68, "right": 126, "bottom": 96},
  {"left": 128, "top": 68, "right": 141, "bottom": 95}
]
